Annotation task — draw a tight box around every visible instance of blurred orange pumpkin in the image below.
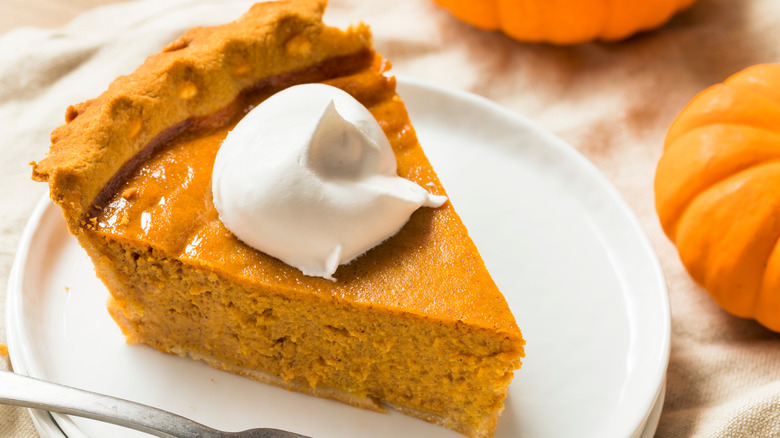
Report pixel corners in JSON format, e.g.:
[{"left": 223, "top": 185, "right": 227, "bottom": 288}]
[
  {"left": 433, "top": 0, "right": 698, "bottom": 44},
  {"left": 655, "top": 63, "right": 780, "bottom": 332}
]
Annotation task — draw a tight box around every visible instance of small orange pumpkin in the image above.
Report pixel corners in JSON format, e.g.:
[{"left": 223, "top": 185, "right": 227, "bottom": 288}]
[
  {"left": 655, "top": 63, "right": 780, "bottom": 332},
  {"left": 432, "top": 0, "right": 698, "bottom": 44}
]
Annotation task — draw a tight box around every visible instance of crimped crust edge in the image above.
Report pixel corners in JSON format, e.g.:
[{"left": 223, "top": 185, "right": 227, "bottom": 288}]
[{"left": 32, "top": 0, "right": 372, "bottom": 234}]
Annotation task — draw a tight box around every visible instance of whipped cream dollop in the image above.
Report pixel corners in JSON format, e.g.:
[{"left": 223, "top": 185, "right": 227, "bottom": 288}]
[{"left": 212, "top": 83, "right": 447, "bottom": 280}]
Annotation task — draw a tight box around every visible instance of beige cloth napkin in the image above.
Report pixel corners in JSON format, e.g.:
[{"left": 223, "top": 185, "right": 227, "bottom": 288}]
[{"left": 2, "top": 0, "right": 780, "bottom": 436}]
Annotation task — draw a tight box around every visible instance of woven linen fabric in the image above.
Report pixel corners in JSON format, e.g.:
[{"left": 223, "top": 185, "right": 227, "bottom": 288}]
[{"left": 1, "top": 0, "right": 780, "bottom": 437}]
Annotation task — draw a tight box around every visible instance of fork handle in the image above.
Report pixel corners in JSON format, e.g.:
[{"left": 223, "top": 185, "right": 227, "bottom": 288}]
[{"left": 0, "top": 369, "right": 231, "bottom": 438}]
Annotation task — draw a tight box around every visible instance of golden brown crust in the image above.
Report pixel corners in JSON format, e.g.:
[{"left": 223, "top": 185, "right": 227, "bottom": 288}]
[{"left": 32, "top": 0, "right": 371, "bottom": 234}]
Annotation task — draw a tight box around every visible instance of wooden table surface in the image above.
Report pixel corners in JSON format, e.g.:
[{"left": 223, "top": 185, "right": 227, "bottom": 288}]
[{"left": 0, "top": 0, "right": 123, "bottom": 35}]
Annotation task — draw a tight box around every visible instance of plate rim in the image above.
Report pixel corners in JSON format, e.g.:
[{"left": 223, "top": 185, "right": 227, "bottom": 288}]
[
  {"left": 6, "top": 195, "right": 69, "bottom": 438},
  {"left": 6, "top": 76, "right": 670, "bottom": 438}
]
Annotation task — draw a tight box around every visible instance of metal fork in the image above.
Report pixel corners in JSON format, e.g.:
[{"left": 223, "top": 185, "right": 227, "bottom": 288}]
[{"left": 0, "top": 370, "right": 310, "bottom": 438}]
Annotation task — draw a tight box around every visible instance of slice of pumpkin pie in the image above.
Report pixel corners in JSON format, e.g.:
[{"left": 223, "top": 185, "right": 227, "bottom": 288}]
[{"left": 31, "top": 1, "right": 525, "bottom": 437}]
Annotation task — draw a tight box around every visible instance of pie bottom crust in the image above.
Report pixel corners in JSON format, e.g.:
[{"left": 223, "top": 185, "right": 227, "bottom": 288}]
[{"left": 151, "top": 346, "right": 499, "bottom": 438}]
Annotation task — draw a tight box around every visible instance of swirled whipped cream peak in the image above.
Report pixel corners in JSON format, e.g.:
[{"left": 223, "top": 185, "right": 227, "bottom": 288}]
[{"left": 212, "top": 83, "right": 447, "bottom": 280}]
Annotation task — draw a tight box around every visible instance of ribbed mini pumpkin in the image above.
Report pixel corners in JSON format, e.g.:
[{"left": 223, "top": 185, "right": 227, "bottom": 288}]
[
  {"left": 655, "top": 63, "right": 780, "bottom": 332},
  {"left": 433, "top": 0, "right": 698, "bottom": 44}
]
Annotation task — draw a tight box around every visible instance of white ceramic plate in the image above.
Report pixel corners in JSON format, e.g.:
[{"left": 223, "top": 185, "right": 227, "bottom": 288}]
[{"left": 6, "top": 78, "right": 670, "bottom": 438}]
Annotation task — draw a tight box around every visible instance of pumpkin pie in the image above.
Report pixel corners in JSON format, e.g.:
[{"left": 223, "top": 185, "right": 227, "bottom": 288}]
[{"left": 31, "top": 1, "right": 525, "bottom": 437}]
